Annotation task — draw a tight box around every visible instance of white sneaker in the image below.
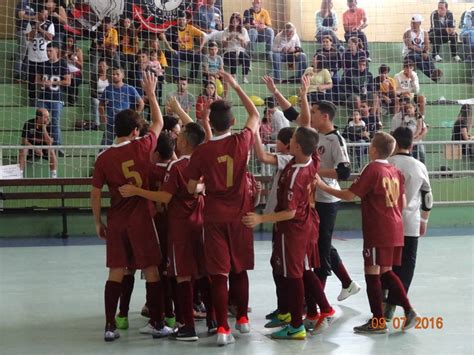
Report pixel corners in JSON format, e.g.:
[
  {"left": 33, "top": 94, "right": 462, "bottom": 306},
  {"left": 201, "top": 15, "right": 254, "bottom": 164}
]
[
  {"left": 434, "top": 54, "right": 443, "bottom": 62},
  {"left": 104, "top": 329, "right": 120, "bottom": 342},
  {"left": 453, "top": 55, "right": 461, "bottom": 62},
  {"left": 243, "top": 76, "right": 249, "bottom": 84},
  {"left": 235, "top": 317, "right": 250, "bottom": 333},
  {"left": 337, "top": 281, "right": 361, "bottom": 301},
  {"left": 216, "top": 327, "right": 235, "bottom": 346},
  {"left": 367, "top": 57, "right": 372, "bottom": 62},
  {"left": 139, "top": 323, "right": 155, "bottom": 335},
  {"left": 152, "top": 324, "right": 174, "bottom": 338}
]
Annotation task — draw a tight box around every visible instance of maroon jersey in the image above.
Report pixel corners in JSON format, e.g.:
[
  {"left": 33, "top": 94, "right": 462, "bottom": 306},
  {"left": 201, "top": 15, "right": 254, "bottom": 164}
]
[
  {"left": 162, "top": 155, "right": 204, "bottom": 222},
  {"left": 186, "top": 128, "right": 254, "bottom": 222},
  {"left": 149, "top": 162, "right": 169, "bottom": 217},
  {"left": 349, "top": 160, "right": 405, "bottom": 248},
  {"left": 245, "top": 171, "right": 258, "bottom": 211},
  {"left": 92, "top": 133, "right": 157, "bottom": 220}
]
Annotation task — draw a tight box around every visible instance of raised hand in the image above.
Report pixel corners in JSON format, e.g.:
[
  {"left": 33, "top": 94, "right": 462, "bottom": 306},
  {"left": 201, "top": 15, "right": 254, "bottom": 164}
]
[
  {"left": 219, "top": 70, "right": 239, "bottom": 89},
  {"left": 299, "top": 74, "right": 311, "bottom": 97},
  {"left": 262, "top": 75, "right": 277, "bottom": 94},
  {"left": 141, "top": 70, "right": 157, "bottom": 97}
]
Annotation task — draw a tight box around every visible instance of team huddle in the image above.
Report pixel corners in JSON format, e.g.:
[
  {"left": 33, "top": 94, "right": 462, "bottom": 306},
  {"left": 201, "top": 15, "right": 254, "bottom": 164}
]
[{"left": 91, "top": 69, "right": 432, "bottom": 346}]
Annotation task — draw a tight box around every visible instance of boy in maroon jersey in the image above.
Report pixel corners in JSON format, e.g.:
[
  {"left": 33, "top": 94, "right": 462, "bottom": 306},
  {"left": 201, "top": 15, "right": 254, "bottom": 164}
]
[
  {"left": 185, "top": 70, "right": 260, "bottom": 346},
  {"left": 91, "top": 72, "right": 173, "bottom": 341},
  {"left": 316, "top": 131, "right": 420, "bottom": 334}
]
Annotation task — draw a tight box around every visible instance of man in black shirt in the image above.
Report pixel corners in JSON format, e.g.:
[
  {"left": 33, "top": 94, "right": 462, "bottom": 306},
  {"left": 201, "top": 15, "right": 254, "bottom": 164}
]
[{"left": 429, "top": 1, "right": 461, "bottom": 62}]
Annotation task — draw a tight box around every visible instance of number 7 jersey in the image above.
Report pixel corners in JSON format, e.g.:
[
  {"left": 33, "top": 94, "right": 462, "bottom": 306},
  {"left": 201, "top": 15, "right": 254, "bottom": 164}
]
[{"left": 185, "top": 128, "right": 254, "bottom": 223}]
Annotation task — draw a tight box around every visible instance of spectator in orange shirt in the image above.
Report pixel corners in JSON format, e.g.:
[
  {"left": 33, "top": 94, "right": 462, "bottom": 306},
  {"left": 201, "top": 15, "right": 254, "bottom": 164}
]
[
  {"left": 374, "top": 64, "right": 398, "bottom": 115},
  {"left": 244, "top": 0, "right": 274, "bottom": 62},
  {"left": 342, "top": 0, "right": 370, "bottom": 60}
]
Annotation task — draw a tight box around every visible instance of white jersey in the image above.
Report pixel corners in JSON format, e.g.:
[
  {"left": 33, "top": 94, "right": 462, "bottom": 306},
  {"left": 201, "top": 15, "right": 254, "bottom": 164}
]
[
  {"left": 402, "top": 28, "right": 427, "bottom": 58},
  {"left": 25, "top": 21, "right": 55, "bottom": 63},
  {"left": 316, "top": 130, "right": 350, "bottom": 203},
  {"left": 264, "top": 153, "right": 293, "bottom": 214},
  {"left": 388, "top": 153, "right": 432, "bottom": 237}
]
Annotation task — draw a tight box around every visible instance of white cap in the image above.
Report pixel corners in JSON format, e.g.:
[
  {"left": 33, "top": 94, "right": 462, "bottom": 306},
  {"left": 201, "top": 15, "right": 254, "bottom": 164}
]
[{"left": 411, "top": 14, "right": 423, "bottom": 22}]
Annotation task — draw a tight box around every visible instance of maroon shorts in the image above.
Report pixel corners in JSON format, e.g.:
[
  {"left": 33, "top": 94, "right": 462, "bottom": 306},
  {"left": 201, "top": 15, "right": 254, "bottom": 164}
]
[
  {"left": 106, "top": 214, "right": 162, "bottom": 269},
  {"left": 167, "top": 218, "right": 206, "bottom": 277},
  {"left": 203, "top": 221, "right": 254, "bottom": 275},
  {"left": 363, "top": 247, "right": 403, "bottom": 267},
  {"left": 305, "top": 240, "right": 320, "bottom": 269},
  {"left": 271, "top": 228, "right": 309, "bottom": 278}
]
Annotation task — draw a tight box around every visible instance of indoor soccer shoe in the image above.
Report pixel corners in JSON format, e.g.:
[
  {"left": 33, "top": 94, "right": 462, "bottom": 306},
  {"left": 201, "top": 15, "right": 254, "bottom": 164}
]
[
  {"left": 315, "top": 308, "right": 336, "bottom": 330},
  {"left": 271, "top": 324, "right": 306, "bottom": 340},
  {"left": 403, "top": 309, "right": 420, "bottom": 330},
  {"left": 337, "top": 281, "right": 361, "bottom": 301},
  {"left": 151, "top": 323, "right": 174, "bottom": 339},
  {"left": 165, "top": 316, "right": 176, "bottom": 328},
  {"left": 264, "top": 312, "right": 291, "bottom": 328},
  {"left": 353, "top": 319, "right": 388, "bottom": 334},
  {"left": 235, "top": 316, "right": 250, "bottom": 333},
  {"left": 216, "top": 327, "right": 235, "bottom": 346},
  {"left": 170, "top": 326, "right": 199, "bottom": 342},
  {"left": 115, "top": 315, "right": 129, "bottom": 330},
  {"left": 104, "top": 324, "right": 120, "bottom": 342},
  {"left": 265, "top": 309, "right": 279, "bottom": 320},
  {"left": 207, "top": 319, "right": 218, "bottom": 335},
  {"left": 383, "top": 303, "right": 396, "bottom": 322}
]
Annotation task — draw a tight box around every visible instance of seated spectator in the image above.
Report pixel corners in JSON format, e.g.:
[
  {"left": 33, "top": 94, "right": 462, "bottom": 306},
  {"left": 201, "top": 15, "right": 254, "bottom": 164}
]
[
  {"left": 394, "top": 59, "right": 426, "bottom": 116},
  {"left": 90, "top": 58, "right": 109, "bottom": 125},
  {"left": 196, "top": 81, "right": 221, "bottom": 122},
  {"left": 452, "top": 104, "right": 473, "bottom": 157},
  {"left": 460, "top": 8, "right": 474, "bottom": 61},
  {"left": 360, "top": 100, "right": 382, "bottom": 139},
  {"left": 316, "top": 35, "right": 343, "bottom": 101},
  {"left": 342, "top": 36, "right": 366, "bottom": 72},
  {"left": 271, "top": 22, "right": 307, "bottom": 83},
  {"left": 18, "top": 108, "right": 57, "bottom": 178},
  {"left": 244, "top": 0, "right": 274, "bottom": 61},
  {"left": 13, "top": 0, "right": 36, "bottom": 80},
  {"left": 374, "top": 64, "right": 397, "bottom": 115},
  {"left": 63, "top": 36, "right": 83, "bottom": 106},
  {"left": 45, "top": 0, "right": 67, "bottom": 45},
  {"left": 166, "top": 77, "right": 196, "bottom": 114},
  {"left": 259, "top": 108, "right": 273, "bottom": 144},
  {"left": 402, "top": 14, "right": 443, "bottom": 82},
  {"left": 119, "top": 17, "right": 139, "bottom": 75},
  {"left": 100, "top": 17, "right": 120, "bottom": 67},
  {"left": 142, "top": 33, "right": 170, "bottom": 70},
  {"left": 315, "top": 0, "right": 343, "bottom": 51},
  {"left": 342, "top": 0, "right": 370, "bottom": 60},
  {"left": 194, "top": 0, "right": 223, "bottom": 34},
  {"left": 342, "top": 110, "right": 369, "bottom": 170},
  {"left": 341, "top": 56, "right": 374, "bottom": 107},
  {"left": 165, "top": 11, "right": 205, "bottom": 81},
  {"left": 429, "top": 0, "right": 461, "bottom": 62},
  {"left": 303, "top": 54, "right": 333, "bottom": 102},
  {"left": 222, "top": 12, "right": 251, "bottom": 83},
  {"left": 99, "top": 67, "right": 144, "bottom": 145},
  {"left": 264, "top": 96, "right": 290, "bottom": 141},
  {"left": 203, "top": 41, "right": 224, "bottom": 83}
]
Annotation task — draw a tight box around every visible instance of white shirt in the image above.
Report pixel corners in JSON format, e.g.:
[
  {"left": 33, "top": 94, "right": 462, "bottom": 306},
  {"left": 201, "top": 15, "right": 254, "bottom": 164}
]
[
  {"left": 25, "top": 21, "right": 55, "bottom": 63},
  {"left": 388, "top": 153, "right": 431, "bottom": 237},
  {"left": 222, "top": 27, "right": 249, "bottom": 54},
  {"left": 264, "top": 153, "right": 293, "bottom": 214},
  {"left": 394, "top": 70, "right": 420, "bottom": 95},
  {"left": 270, "top": 109, "right": 290, "bottom": 140},
  {"left": 272, "top": 32, "right": 301, "bottom": 53},
  {"left": 402, "top": 28, "right": 427, "bottom": 57}
]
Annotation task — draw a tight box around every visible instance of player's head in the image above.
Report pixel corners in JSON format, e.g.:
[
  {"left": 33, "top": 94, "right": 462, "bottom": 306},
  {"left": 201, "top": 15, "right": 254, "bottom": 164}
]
[
  {"left": 114, "top": 109, "right": 142, "bottom": 138},
  {"left": 369, "top": 131, "right": 396, "bottom": 160},
  {"left": 392, "top": 127, "right": 413, "bottom": 151},
  {"left": 209, "top": 99, "right": 235, "bottom": 133},
  {"left": 163, "top": 115, "right": 181, "bottom": 139},
  {"left": 310, "top": 100, "right": 337, "bottom": 130},
  {"left": 177, "top": 122, "right": 205, "bottom": 153},
  {"left": 276, "top": 127, "right": 295, "bottom": 153},
  {"left": 290, "top": 126, "right": 319, "bottom": 157},
  {"left": 154, "top": 131, "right": 176, "bottom": 161},
  {"left": 458, "top": 104, "right": 472, "bottom": 124},
  {"left": 46, "top": 42, "right": 59, "bottom": 60},
  {"left": 112, "top": 67, "right": 125, "bottom": 84}
]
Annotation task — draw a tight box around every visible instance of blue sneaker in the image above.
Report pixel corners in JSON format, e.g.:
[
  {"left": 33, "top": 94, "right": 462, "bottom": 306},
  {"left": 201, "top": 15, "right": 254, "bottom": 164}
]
[{"left": 271, "top": 324, "right": 306, "bottom": 340}]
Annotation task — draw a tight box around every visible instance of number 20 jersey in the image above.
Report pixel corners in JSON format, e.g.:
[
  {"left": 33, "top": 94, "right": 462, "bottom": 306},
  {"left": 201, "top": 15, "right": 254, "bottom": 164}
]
[{"left": 349, "top": 160, "right": 405, "bottom": 249}]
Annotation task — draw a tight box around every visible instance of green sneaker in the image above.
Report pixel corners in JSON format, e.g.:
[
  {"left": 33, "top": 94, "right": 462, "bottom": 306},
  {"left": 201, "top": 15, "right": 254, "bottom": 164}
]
[
  {"left": 264, "top": 312, "right": 291, "bottom": 328},
  {"left": 271, "top": 324, "right": 306, "bottom": 340},
  {"left": 165, "top": 316, "right": 176, "bottom": 328},
  {"left": 115, "top": 315, "right": 129, "bottom": 330}
]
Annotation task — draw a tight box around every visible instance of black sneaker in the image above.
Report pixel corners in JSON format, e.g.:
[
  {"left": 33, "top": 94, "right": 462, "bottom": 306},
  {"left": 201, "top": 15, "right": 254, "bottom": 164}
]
[
  {"left": 207, "top": 319, "right": 218, "bottom": 335},
  {"left": 170, "top": 326, "right": 198, "bottom": 342},
  {"left": 265, "top": 309, "right": 279, "bottom": 320},
  {"left": 353, "top": 318, "right": 388, "bottom": 334}
]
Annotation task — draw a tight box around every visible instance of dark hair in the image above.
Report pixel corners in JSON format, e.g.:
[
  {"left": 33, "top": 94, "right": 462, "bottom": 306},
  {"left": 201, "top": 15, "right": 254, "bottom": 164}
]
[
  {"left": 163, "top": 115, "right": 179, "bottom": 131},
  {"left": 103, "top": 17, "right": 112, "bottom": 24},
  {"left": 47, "top": 42, "right": 59, "bottom": 49},
  {"left": 459, "top": 104, "right": 472, "bottom": 121},
  {"left": 438, "top": 0, "right": 448, "bottom": 8},
  {"left": 321, "top": 35, "right": 333, "bottom": 43},
  {"left": 155, "top": 131, "right": 176, "bottom": 160},
  {"left": 183, "top": 122, "right": 205, "bottom": 148},
  {"left": 312, "top": 54, "right": 326, "bottom": 70},
  {"left": 203, "top": 81, "right": 217, "bottom": 98},
  {"left": 208, "top": 41, "right": 218, "bottom": 48},
  {"left": 314, "top": 100, "right": 337, "bottom": 121},
  {"left": 371, "top": 131, "right": 396, "bottom": 158},
  {"left": 229, "top": 12, "right": 243, "bottom": 33},
  {"left": 114, "top": 109, "right": 142, "bottom": 137},
  {"left": 295, "top": 127, "right": 319, "bottom": 156},
  {"left": 403, "top": 59, "right": 415, "bottom": 68},
  {"left": 179, "top": 76, "right": 188, "bottom": 82},
  {"left": 209, "top": 99, "right": 233, "bottom": 132},
  {"left": 379, "top": 64, "right": 390, "bottom": 74},
  {"left": 277, "top": 127, "right": 295, "bottom": 145},
  {"left": 265, "top": 96, "right": 276, "bottom": 109},
  {"left": 392, "top": 127, "right": 413, "bottom": 149},
  {"left": 112, "top": 67, "right": 124, "bottom": 73},
  {"left": 139, "top": 119, "right": 150, "bottom": 136}
]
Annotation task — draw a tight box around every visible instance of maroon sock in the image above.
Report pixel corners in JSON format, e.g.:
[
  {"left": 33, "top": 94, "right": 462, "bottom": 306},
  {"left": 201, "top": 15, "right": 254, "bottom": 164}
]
[
  {"left": 162, "top": 275, "right": 175, "bottom": 318},
  {"left": 210, "top": 274, "right": 229, "bottom": 330},
  {"left": 273, "top": 272, "right": 288, "bottom": 314},
  {"left": 286, "top": 277, "right": 304, "bottom": 328},
  {"left": 380, "top": 271, "right": 412, "bottom": 314},
  {"left": 146, "top": 281, "right": 164, "bottom": 326},
  {"left": 192, "top": 279, "right": 202, "bottom": 305},
  {"left": 118, "top": 274, "right": 134, "bottom": 317},
  {"left": 197, "top": 276, "right": 215, "bottom": 322},
  {"left": 333, "top": 262, "right": 352, "bottom": 289},
  {"left": 170, "top": 278, "right": 182, "bottom": 324},
  {"left": 228, "top": 272, "right": 236, "bottom": 306},
  {"left": 303, "top": 270, "right": 332, "bottom": 314},
  {"left": 177, "top": 281, "right": 195, "bottom": 329},
  {"left": 316, "top": 271, "right": 327, "bottom": 290},
  {"left": 365, "top": 274, "right": 383, "bottom": 319},
  {"left": 104, "top": 280, "right": 122, "bottom": 328},
  {"left": 230, "top": 271, "right": 249, "bottom": 319}
]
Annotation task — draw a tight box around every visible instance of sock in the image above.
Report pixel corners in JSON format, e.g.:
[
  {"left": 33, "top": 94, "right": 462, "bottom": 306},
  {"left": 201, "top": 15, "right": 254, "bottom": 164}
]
[
  {"left": 230, "top": 271, "right": 249, "bottom": 320},
  {"left": 333, "top": 263, "right": 352, "bottom": 289},
  {"left": 170, "top": 278, "right": 182, "bottom": 324},
  {"left": 162, "top": 275, "right": 175, "bottom": 318},
  {"left": 316, "top": 271, "right": 327, "bottom": 290},
  {"left": 365, "top": 274, "right": 383, "bottom": 319},
  {"left": 286, "top": 277, "right": 304, "bottom": 328},
  {"left": 303, "top": 270, "right": 332, "bottom": 314},
  {"left": 210, "top": 274, "right": 229, "bottom": 331},
  {"left": 177, "top": 281, "right": 195, "bottom": 329},
  {"left": 228, "top": 272, "right": 236, "bottom": 307},
  {"left": 104, "top": 280, "right": 122, "bottom": 328},
  {"left": 273, "top": 272, "right": 288, "bottom": 314},
  {"left": 118, "top": 274, "right": 135, "bottom": 317},
  {"left": 197, "top": 276, "right": 215, "bottom": 322},
  {"left": 192, "top": 279, "right": 202, "bottom": 306},
  {"left": 146, "top": 281, "right": 164, "bottom": 326},
  {"left": 380, "top": 271, "right": 412, "bottom": 314},
  {"left": 50, "top": 169, "right": 57, "bottom": 178}
]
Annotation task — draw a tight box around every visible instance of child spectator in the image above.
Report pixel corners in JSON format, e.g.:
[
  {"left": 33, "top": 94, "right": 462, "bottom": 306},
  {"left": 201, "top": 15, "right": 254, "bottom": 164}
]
[
  {"left": 202, "top": 41, "right": 224, "bottom": 84},
  {"left": 196, "top": 81, "right": 221, "bottom": 122},
  {"left": 342, "top": 110, "right": 369, "bottom": 170},
  {"left": 374, "top": 64, "right": 397, "bottom": 115}
]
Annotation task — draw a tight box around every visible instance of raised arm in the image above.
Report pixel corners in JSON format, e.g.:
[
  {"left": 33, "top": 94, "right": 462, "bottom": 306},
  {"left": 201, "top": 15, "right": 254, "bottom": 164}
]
[
  {"left": 142, "top": 71, "right": 163, "bottom": 136},
  {"left": 298, "top": 75, "right": 311, "bottom": 128},
  {"left": 254, "top": 130, "right": 278, "bottom": 165},
  {"left": 167, "top": 96, "right": 193, "bottom": 125},
  {"left": 262, "top": 75, "right": 291, "bottom": 110}
]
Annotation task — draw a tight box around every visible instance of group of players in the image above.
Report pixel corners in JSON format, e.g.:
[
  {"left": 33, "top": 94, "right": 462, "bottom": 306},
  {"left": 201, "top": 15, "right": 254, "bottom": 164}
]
[{"left": 91, "top": 68, "right": 432, "bottom": 346}]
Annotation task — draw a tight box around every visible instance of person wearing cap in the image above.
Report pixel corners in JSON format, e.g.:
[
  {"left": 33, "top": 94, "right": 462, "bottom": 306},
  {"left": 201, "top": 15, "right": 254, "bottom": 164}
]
[
  {"left": 402, "top": 14, "right": 443, "bottom": 83},
  {"left": 429, "top": 0, "right": 461, "bottom": 62},
  {"left": 394, "top": 60, "right": 426, "bottom": 116},
  {"left": 342, "top": 0, "right": 370, "bottom": 61},
  {"left": 341, "top": 56, "right": 374, "bottom": 109},
  {"left": 374, "top": 64, "right": 398, "bottom": 115}
]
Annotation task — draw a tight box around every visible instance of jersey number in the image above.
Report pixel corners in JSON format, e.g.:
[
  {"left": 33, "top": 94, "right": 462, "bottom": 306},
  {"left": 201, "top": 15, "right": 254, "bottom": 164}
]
[
  {"left": 42, "top": 74, "right": 61, "bottom": 92},
  {"left": 122, "top": 160, "right": 143, "bottom": 187},
  {"left": 382, "top": 177, "right": 400, "bottom": 208},
  {"left": 217, "top": 155, "right": 234, "bottom": 188},
  {"left": 32, "top": 38, "right": 46, "bottom": 51}
]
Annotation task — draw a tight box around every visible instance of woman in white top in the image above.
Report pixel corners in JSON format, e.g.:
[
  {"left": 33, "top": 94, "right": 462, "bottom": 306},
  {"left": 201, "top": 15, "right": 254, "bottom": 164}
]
[
  {"left": 315, "top": 0, "right": 343, "bottom": 51},
  {"left": 90, "top": 58, "right": 110, "bottom": 125},
  {"left": 222, "top": 13, "right": 251, "bottom": 83}
]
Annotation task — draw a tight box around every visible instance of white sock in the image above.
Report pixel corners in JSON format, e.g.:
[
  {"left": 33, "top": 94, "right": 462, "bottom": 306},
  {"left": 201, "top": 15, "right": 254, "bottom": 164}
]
[{"left": 50, "top": 170, "right": 57, "bottom": 178}]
